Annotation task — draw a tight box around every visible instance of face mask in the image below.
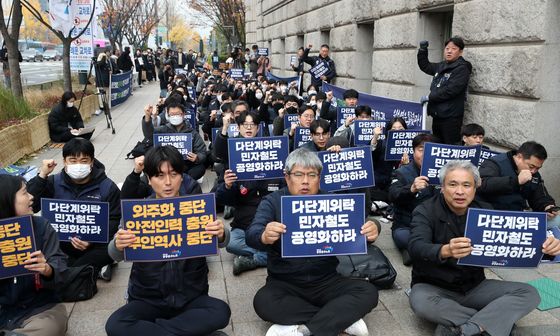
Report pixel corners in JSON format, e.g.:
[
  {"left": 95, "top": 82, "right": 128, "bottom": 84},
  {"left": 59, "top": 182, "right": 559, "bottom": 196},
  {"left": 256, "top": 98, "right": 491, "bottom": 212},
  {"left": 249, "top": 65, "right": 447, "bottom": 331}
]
[
  {"left": 309, "top": 101, "right": 317, "bottom": 107},
  {"left": 169, "top": 115, "right": 184, "bottom": 126},
  {"left": 217, "top": 94, "right": 223, "bottom": 103},
  {"left": 285, "top": 106, "right": 298, "bottom": 115},
  {"left": 262, "top": 85, "right": 268, "bottom": 91},
  {"left": 255, "top": 92, "right": 263, "bottom": 100},
  {"left": 308, "top": 90, "right": 317, "bottom": 96},
  {"left": 67, "top": 102, "right": 74, "bottom": 108},
  {"left": 66, "top": 164, "right": 91, "bottom": 180}
]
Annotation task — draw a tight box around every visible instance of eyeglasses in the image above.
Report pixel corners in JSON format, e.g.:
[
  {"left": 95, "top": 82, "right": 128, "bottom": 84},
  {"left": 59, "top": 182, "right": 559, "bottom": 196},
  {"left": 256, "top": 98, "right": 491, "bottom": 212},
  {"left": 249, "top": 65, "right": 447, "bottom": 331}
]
[
  {"left": 301, "top": 114, "right": 314, "bottom": 119},
  {"left": 312, "top": 132, "right": 328, "bottom": 138},
  {"left": 241, "top": 123, "right": 257, "bottom": 129},
  {"left": 288, "top": 172, "right": 320, "bottom": 179}
]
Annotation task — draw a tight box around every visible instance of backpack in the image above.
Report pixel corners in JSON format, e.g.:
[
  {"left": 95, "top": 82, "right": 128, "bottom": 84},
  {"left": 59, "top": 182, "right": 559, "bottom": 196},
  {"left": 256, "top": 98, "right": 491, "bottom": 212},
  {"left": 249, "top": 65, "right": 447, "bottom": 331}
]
[
  {"left": 337, "top": 244, "right": 397, "bottom": 289},
  {"left": 125, "top": 138, "right": 153, "bottom": 159},
  {"left": 57, "top": 265, "right": 98, "bottom": 302}
]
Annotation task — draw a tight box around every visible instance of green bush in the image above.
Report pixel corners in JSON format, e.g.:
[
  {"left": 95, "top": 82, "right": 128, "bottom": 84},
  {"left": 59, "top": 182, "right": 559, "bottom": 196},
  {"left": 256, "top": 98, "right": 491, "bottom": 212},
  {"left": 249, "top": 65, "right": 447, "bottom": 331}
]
[{"left": 0, "top": 85, "right": 36, "bottom": 122}]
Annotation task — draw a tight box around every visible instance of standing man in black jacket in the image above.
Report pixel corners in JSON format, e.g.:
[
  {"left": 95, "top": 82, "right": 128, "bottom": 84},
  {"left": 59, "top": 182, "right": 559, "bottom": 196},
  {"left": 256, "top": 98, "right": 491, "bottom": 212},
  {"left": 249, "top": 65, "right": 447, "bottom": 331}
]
[
  {"left": 408, "top": 160, "right": 560, "bottom": 336},
  {"left": 117, "top": 46, "right": 134, "bottom": 73},
  {"left": 247, "top": 148, "right": 379, "bottom": 336},
  {"left": 302, "top": 44, "right": 336, "bottom": 91},
  {"left": 418, "top": 36, "right": 472, "bottom": 145}
]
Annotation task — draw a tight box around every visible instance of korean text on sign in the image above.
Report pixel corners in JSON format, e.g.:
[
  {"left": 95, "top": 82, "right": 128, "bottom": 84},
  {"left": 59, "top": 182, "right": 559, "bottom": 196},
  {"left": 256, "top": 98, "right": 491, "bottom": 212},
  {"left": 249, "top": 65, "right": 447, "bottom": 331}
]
[
  {"left": 281, "top": 194, "right": 367, "bottom": 258},
  {"left": 478, "top": 148, "right": 499, "bottom": 167},
  {"left": 458, "top": 209, "right": 547, "bottom": 268},
  {"left": 283, "top": 114, "right": 299, "bottom": 129},
  {"left": 319, "top": 147, "right": 375, "bottom": 192},
  {"left": 153, "top": 133, "right": 193, "bottom": 159},
  {"left": 420, "top": 143, "right": 480, "bottom": 185},
  {"left": 41, "top": 198, "right": 110, "bottom": 243},
  {"left": 384, "top": 130, "right": 431, "bottom": 161},
  {"left": 122, "top": 194, "right": 218, "bottom": 262},
  {"left": 0, "top": 215, "right": 37, "bottom": 279},
  {"left": 228, "top": 136, "right": 289, "bottom": 181},
  {"left": 336, "top": 107, "right": 355, "bottom": 128},
  {"left": 294, "top": 127, "right": 311, "bottom": 148},
  {"left": 309, "top": 62, "right": 329, "bottom": 80},
  {"left": 354, "top": 120, "right": 387, "bottom": 146}
]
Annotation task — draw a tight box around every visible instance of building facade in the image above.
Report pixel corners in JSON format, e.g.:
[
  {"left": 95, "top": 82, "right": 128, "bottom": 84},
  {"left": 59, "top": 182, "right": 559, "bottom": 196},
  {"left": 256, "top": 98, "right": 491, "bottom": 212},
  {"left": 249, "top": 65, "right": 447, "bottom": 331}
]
[{"left": 245, "top": 0, "right": 560, "bottom": 199}]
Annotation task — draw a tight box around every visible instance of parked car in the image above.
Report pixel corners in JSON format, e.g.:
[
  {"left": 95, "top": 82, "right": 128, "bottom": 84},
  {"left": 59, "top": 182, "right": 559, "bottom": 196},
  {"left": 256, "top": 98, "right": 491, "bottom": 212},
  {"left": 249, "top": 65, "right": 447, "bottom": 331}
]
[
  {"left": 43, "top": 49, "right": 62, "bottom": 61},
  {"left": 22, "top": 49, "right": 43, "bottom": 62}
]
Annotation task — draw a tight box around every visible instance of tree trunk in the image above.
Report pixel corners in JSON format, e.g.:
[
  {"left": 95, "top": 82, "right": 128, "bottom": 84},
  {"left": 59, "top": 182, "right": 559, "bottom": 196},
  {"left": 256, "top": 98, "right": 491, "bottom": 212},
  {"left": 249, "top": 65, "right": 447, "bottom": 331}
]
[
  {"left": 62, "top": 38, "right": 73, "bottom": 92},
  {"left": 6, "top": 38, "right": 23, "bottom": 97}
]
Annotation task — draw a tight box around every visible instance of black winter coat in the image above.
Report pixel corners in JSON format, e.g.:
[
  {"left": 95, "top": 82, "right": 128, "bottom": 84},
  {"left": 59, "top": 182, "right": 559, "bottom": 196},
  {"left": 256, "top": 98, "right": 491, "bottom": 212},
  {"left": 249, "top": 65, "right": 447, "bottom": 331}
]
[
  {"left": 417, "top": 49, "right": 472, "bottom": 120},
  {"left": 47, "top": 103, "right": 84, "bottom": 142}
]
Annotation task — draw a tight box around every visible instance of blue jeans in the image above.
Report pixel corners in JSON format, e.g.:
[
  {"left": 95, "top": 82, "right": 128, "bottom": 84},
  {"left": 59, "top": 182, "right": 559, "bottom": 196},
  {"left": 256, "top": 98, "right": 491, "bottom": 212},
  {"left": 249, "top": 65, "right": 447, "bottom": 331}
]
[
  {"left": 392, "top": 227, "right": 410, "bottom": 250},
  {"left": 226, "top": 228, "right": 267, "bottom": 266}
]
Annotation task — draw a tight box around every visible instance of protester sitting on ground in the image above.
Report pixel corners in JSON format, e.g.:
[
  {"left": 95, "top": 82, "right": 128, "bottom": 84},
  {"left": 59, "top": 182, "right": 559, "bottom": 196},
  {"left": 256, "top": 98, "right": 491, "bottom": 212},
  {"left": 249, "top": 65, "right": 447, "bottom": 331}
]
[
  {"left": 320, "top": 89, "right": 359, "bottom": 133},
  {"left": 388, "top": 133, "right": 439, "bottom": 266},
  {"left": 271, "top": 95, "right": 301, "bottom": 136},
  {"left": 142, "top": 102, "right": 208, "bottom": 180},
  {"left": 478, "top": 141, "right": 558, "bottom": 227},
  {"left": 408, "top": 160, "right": 560, "bottom": 336},
  {"left": 0, "top": 175, "right": 68, "bottom": 336},
  {"left": 105, "top": 146, "right": 231, "bottom": 336},
  {"left": 48, "top": 91, "right": 94, "bottom": 143},
  {"left": 301, "top": 119, "right": 331, "bottom": 152},
  {"left": 284, "top": 106, "right": 316, "bottom": 151},
  {"left": 460, "top": 123, "right": 487, "bottom": 148},
  {"left": 247, "top": 148, "right": 379, "bottom": 336},
  {"left": 333, "top": 105, "right": 371, "bottom": 145},
  {"left": 27, "top": 138, "right": 121, "bottom": 281}
]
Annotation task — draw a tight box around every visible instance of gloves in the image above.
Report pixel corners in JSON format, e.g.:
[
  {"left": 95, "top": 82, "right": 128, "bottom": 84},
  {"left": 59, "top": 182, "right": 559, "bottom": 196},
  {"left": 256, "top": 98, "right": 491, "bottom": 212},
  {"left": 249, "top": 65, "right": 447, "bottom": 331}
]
[
  {"left": 419, "top": 40, "right": 429, "bottom": 50},
  {"left": 420, "top": 95, "right": 429, "bottom": 104}
]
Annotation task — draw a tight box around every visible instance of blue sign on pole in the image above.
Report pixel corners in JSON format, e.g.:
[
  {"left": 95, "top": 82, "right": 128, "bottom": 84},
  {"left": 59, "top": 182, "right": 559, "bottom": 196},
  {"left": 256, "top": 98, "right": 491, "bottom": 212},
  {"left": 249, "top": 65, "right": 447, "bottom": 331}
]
[
  {"left": 384, "top": 130, "right": 431, "bottom": 161},
  {"left": 41, "top": 199, "right": 110, "bottom": 243},
  {"left": 336, "top": 107, "right": 356, "bottom": 128},
  {"left": 122, "top": 194, "right": 218, "bottom": 262},
  {"left": 458, "top": 209, "right": 547, "bottom": 268},
  {"left": 354, "top": 120, "right": 388, "bottom": 146},
  {"left": 420, "top": 143, "right": 481, "bottom": 185},
  {"left": 281, "top": 194, "right": 367, "bottom": 258},
  {"left": 228, "top": 136, "right": 290, "bottom": 181},
  {"left": 318, "top": 147, "right": 375, "bottom": 192},
  {"left": 0, "top": 215, "right": 37, "bottom": 279},
  {"left": 294, "top": 127, "right": 311, "bottom": 148},
  {"left": 323, "top": 82, "right": 424, "bottom": 129},
  {"left": 153, "top": 133, "right": 193, "bottom": 159}
]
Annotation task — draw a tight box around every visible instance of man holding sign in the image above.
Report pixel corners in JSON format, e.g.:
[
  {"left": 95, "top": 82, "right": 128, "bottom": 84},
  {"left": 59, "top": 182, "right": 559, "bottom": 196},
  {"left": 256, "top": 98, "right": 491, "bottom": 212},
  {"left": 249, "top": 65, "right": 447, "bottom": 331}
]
[
  {"left": 105, "top": 146, "right": 231, "bottom": 336},
  {"left": 247, "top": 148, "right": 378, "bottom": 336},
  {"left": 408, "top": 160, "right": 560, "bottom": 336},
  {"left": 302, "top": 44, "right": 336, "bottom": 90}
]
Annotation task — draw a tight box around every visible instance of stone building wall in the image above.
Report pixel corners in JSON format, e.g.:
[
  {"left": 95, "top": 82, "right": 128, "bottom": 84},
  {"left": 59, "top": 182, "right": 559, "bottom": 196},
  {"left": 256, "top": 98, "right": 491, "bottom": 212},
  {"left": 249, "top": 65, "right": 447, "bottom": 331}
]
[{"left": 245, "top": 0, "right": 560, "bottom": 199}]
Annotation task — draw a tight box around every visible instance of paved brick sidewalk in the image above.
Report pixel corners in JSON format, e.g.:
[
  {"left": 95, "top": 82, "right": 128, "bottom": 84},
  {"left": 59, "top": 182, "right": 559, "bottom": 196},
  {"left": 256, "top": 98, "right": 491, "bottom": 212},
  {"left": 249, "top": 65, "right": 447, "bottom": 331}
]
[{"left": 22, "top": 81, "right": 560, "bottom": 335}]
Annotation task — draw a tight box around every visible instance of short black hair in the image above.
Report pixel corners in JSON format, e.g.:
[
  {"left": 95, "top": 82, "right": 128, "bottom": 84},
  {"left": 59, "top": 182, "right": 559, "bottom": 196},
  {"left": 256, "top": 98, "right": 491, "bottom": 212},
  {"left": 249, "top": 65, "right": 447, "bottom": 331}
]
[
  {"left": 326, "top": 136, "right": 349, "bottom": 148},
  {"left": 236, "top": 111, "right": 260, "bottom": 126},
  {"left": 298, "top": 105, "right": 315, "bottom": 116},
  {"left": 63, "top": 137, "right": 95, "bottom": 159},
  {"left": 461, "top": 123, "right": 485, "bottom": 137},
  {"left": 387, "top": 117, "right": 408, "bottom": 131},
  {"left": 284, "top": 95, "right": 300, "bottom": 105},
  {"left": 220, "top": 102, "right": 232, "bottom": 113},
  {"left": 412, "top": 133, "right": 439, "bottom": 150},
  {"left": 354, "top": 105, "right": 371, "bottom": 118},
  {"left": 166, "top": 102, "right": 185, "bottom": 113},
  {"left": 343, "top": 89, "right": 359, "bottom": 100},
  {"left": 445, "top": 36, "right": 465, "bottom": 50},
  {"left": 144, "top": 146, "right": 185, "bottom": 179},
  {"left": 272, "top": 93, "right": 284, "bottom": 102},
  {"left": 316, "top": 91, "right": 327, "bottom": 101},
  {"left": 0, "top": 175, "right": 26, "bottom": 219},
  {"left": 310, "top": 119, "right": 330, "bottom": 134},
  {"left": 320, "top": 44, "right": 330, "bottom": 50},
  {"left": 61, "top": 91, "right": 77, "bottom": 106},
  {"left": 221, "top": 92, "right": 232, "bottom": 101},
  {"left": 518, "top": 141, "right": 547, "bottom": 161}
]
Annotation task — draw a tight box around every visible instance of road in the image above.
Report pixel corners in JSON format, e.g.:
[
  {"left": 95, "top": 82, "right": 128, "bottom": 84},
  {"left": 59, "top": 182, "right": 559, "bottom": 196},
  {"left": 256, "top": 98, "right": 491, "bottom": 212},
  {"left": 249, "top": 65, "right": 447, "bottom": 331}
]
[{"left": 4, "top": 60, "right": 64, "bottom": 86}]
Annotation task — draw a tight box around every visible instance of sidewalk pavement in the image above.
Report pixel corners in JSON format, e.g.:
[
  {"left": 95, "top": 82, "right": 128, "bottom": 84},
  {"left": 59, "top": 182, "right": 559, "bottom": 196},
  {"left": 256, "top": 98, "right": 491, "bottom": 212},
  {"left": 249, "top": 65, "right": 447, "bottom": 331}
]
[{"left": 21, "top": 81, "right": 560, "bottom": 336}]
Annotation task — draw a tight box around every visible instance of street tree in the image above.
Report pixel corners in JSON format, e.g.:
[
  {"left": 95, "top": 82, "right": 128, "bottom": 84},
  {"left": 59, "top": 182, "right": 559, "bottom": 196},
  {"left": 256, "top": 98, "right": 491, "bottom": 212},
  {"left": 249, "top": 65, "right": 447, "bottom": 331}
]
[
  {"left": 99, "top": 0, "right": 142, "bottom": 51},
  {"left": 0, "top": 0, "right": 25, "bottom": 97},
  {"left": 187, "top": 0, "right": 245, "bottom": 48},
  {"left": 122, "top": 0, "right": 163, "bottom": 49}
]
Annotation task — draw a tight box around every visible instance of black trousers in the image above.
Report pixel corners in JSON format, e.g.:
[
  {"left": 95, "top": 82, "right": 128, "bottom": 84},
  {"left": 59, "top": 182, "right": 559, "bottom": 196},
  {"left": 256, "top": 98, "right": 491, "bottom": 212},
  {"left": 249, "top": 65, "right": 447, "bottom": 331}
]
[
  {"left": 61, "top": 242, "right": 113, "bottom": 273},
  {"left": 105, "top": 295, "right": 230, "bottom": 336},
  {"left": 432, "top": 116, "right": 463, "bottom": 145},
  {"left": 253, "top": 275, "right": 378, "bottom": 336}
]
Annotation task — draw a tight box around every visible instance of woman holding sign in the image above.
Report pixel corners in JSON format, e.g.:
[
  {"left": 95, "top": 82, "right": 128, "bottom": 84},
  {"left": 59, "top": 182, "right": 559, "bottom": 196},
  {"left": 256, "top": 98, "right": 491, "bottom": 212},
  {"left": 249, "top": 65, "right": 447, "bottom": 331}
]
[
  {"left": 0, "top": 175, "right": 68, "bottom": 336},
  {"left": 105, "top": 146, "right": 230, "bottom": 336}
]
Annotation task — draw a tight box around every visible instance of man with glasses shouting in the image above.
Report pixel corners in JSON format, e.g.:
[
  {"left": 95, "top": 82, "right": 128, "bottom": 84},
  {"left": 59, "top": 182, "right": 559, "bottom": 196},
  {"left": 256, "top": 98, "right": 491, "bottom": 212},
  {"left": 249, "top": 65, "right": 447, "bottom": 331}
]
[{"left": 246, "top": 148, "right": 379, "bottom": 336}]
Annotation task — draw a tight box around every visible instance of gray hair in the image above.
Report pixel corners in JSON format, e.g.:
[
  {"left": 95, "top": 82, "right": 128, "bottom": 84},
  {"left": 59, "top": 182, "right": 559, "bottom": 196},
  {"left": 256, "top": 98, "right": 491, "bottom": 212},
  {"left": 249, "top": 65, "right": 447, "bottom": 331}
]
[
  {"left": 439, "top": 160, "right": 481, "bottom": 186},
  {"left": 232, "top": 100, "right": 249, "bottom": 112},
  {"left": 284, "top": 148, "right": 323, "bottom": 175}
]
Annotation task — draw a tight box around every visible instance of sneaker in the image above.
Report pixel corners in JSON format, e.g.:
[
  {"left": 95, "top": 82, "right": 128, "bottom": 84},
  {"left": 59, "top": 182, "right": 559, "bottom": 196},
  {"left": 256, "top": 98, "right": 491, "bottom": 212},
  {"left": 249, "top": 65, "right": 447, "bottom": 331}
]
[
  {"left": 99, "top": 264, "right": 113, "bottom": 281},
  {"left": 401, "top": 249, "right": 412, "bottom": 266},
  {"left": 94, "top": 109, "right": 102, "bottom": 116},
  {"left": 224, "top": 206, "right": 234, "bottom": 220},
  {"left": 344, "top": 319, "right": 369, "bottom": 336},
  {"left": 233, "top": 256, "right": 258, "bottom": 276},
  {"left": 434, "top": 324, "right": 462, "bottom": 336},
  {"left": 265, "top": 324, "right": 304, "bottom": 336}
]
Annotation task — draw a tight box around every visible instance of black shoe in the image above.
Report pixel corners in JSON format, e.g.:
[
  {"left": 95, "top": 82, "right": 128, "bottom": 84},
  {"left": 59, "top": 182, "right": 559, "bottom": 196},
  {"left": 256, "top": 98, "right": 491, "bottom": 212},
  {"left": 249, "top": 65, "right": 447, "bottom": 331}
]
[
  {"left": 224, "top": 206, "right": 234, "bottom": 220},
  {"left": 99, "top": 264, "right": 113, "bottom": 281},
  {"left": 434, "top": 325, "right": 462, "bottom": 336},
  {"left": 232, "top": 256, "right": 258, "bottom": 276},
  {"left": 401, "top": 249, "right": 412, "bottom": 266}
]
